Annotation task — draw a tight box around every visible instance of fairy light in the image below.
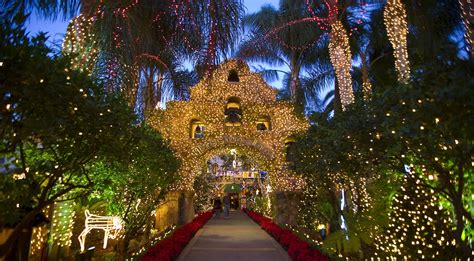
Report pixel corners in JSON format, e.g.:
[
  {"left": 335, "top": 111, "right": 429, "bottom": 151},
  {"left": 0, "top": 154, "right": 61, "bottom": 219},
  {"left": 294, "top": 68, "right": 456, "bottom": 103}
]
[
  {"left": 63, "top": 14, "right": 98, "bottom": 74},
  {"left": 384, "top": 0, "right": 411, "bottom": 83},
  {"left": 458, "top": 0, "right": 473, "bottom": 56},
  {"left": 360, "top": 50, "right": 372, "bottom": 100},
  {"left": 50, "top": 201, "right": 75, "bottom": 248},
  {"left": 130, "top": 225, "right": 176, "bottom": 258},
  {"left": 147, "top": 60, "right": 308, "bottom": 191},
  {"left": 328, "top": 20, "right": 354, "bottom": 109},
  {"left": 29, "top": 206, "right": 51, "bottom": 257},
  {"left": 62, "top": 1, "right": 241, "bottom": 103},
  {"left": 374, "top": 175, "right": 457, "bottom": 259},
  {"left": 78, "top": 210, "right": 124, "bottom": 252}
]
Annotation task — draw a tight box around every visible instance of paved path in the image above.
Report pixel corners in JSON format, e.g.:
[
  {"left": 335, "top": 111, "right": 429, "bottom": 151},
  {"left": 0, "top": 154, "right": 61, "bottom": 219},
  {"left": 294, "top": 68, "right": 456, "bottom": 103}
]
[{"left": 178, "top": 210, "right": 291, "bottom": 261}]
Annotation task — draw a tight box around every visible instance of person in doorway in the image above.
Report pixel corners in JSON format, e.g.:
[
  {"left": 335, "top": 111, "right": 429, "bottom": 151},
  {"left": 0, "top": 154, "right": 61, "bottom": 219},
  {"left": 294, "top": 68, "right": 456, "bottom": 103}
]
[
  {"left": 213, "top": 197, "right": 222, "bottom": 218},
  {"left": 223, "top": 193, "right": 230, "bottom": 218}
]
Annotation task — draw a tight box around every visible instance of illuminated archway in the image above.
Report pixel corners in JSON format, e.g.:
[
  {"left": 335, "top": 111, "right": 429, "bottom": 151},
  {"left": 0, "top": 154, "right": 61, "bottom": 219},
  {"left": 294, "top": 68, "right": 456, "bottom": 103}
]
[{"left": 148, "top": 60, "right": 308, "bottom": 191}]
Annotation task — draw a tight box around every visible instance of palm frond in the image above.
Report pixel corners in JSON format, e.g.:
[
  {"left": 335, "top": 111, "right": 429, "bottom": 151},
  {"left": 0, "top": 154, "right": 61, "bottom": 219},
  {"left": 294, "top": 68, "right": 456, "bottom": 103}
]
[
  {"left": 2, "top": 0, "right": 80, "bottom": 20},
  {"left": 251, "top": 65, "right": 287, "bottom": 83}
]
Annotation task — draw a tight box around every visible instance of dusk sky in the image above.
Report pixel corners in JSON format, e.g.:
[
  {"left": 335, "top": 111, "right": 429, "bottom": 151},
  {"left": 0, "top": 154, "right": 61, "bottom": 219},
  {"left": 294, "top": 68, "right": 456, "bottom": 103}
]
[
  {"left": 24, "top": 0, "right": 284, "bottom": 88},
  {"left": 25, "top": 0, "right": 280, "bottom": 46}
]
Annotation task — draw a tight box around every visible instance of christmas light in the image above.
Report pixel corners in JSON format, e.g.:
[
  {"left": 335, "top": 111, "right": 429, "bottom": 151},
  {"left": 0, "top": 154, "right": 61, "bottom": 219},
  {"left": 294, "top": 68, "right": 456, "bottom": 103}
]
[
  {"left": 329, "top": 20, "right": 354, "bottom": 109},
  {"left": 78, "top": 210, "right": 124, "bottom": 252},
  {"left": 148, "top": 60, "right": 308, "bottom": 191},
  {"left": 458, "top": 0, "right": 473, "bottom": 56},
  {"left": 63, "top": 14, "right": 98, "bottom": 74},
  {"left": 50, "top": 201, "right": 75, "bottom": 248},
  {"left": 29, "top": 206, "right": 51, "bottom": 258},
  {"left": 384, "top": 0, "right": 411, "bottom": 83},
  {"left": 374, "top": 175, "right": 457, "bottom": 259}
]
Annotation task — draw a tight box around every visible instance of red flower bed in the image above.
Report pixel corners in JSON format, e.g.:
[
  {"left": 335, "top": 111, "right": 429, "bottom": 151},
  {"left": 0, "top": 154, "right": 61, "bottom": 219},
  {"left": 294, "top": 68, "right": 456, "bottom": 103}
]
[
  {"left": 243, "top": 209, "right": 328, "bottom": 261},
  {"left": 140, "top": 211, "right": 213, "bottom": 261}
]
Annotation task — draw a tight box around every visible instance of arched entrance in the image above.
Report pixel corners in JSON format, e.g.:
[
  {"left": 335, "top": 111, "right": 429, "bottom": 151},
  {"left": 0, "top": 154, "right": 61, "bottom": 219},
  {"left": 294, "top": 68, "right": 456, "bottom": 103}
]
[
  {"left": 148, "top": 59, "right": 308, "bottom": 225},
  {"left": 196, "top": 145, "right": 273, "bottom": 213}
]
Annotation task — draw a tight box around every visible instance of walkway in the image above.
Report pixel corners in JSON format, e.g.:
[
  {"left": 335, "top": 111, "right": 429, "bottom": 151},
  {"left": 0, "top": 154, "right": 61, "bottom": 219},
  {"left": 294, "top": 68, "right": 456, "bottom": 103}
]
[{"left": 178, "top": 210, "right": 291, "bottom": 261}]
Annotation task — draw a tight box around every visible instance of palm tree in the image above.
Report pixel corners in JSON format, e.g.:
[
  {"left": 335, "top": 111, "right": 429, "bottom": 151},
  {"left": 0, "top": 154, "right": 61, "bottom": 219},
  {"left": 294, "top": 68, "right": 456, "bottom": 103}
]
[
  {"left": 457, "top": 0, "right": 473, "bottom": 57},
  {"left": 2, "top": 0, "right": 81, "bottom": 20},
  {"left": 237, "top": 0, "right": 326, "bottom": 112},
  {"left": 8, "top": 0, "right": 244, "bottom": 114},
  {"left": 76, "top": 0, "right": 243, "bottom": 114},
  {"left": 238, "top": 0, "right": 387, "bottom": 113}
]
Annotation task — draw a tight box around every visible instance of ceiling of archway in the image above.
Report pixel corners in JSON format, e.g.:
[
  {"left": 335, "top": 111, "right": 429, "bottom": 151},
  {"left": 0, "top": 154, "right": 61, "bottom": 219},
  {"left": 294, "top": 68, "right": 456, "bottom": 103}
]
[{"left": 148, "top": 59, "right": 308, "bottom": 191}]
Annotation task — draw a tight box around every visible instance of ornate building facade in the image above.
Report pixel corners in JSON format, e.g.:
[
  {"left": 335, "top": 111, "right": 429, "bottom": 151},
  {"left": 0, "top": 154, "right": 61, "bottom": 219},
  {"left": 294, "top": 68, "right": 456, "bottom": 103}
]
[{"left": 149, "top": 60, "right": 308, "bottom": 192}]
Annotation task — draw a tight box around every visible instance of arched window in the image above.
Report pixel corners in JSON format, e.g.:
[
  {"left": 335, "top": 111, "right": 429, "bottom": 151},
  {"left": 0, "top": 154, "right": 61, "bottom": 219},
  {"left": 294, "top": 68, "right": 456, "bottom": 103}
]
[
  {"left": 284, "top": 136, "right": 296, "bottom": 162},
  {"left": 256, "top": 116, "right": 271, "bottom": 131},
  {"left": 190, "top": 119, "right": 205, "bottom": 139},
  {"left": 225, "top": 97, "right": 242, "bottom": 126},
  {"left": 227, "top": 69, "right": 240, "bottom": 82}
]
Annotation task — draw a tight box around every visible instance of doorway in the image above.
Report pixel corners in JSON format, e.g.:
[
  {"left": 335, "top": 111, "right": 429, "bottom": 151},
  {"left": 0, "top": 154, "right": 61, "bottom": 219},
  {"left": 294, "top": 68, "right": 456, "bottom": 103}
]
[{"left": 229, "top": 193, "right": 239, "bottom": 209}]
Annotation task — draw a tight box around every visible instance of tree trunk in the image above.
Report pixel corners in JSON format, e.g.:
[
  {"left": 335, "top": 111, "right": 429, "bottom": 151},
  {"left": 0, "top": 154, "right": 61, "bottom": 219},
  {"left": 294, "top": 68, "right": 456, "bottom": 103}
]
[
  {"left": 144, "top": 66, "right": 155, "bottom": 112},
  {"left": 204, "top": 0, "right": 218, "bottom": 76},
  {"left": 154, "top": 72, "right": 164, "bottom": 109},
  {"left": 452, "top": 195, "right": 472, "bottom": 258},
  {"left": 289, "top": 58, "right": 300, "bottom": 104},
  {"left": 327, "top": 186, "right": 341, "bottom": 235},
  {"left": 333, "top": 77, "right": 342, "bottom": 113},
  {"left": 0, "top": 207, "right": 40, "bottom": 259},
  {"left": 289, "top": 56, "right": 305, "bottom": 113},
  {"left": 458, "top": 0, "right": 474, "bottom": 57},
  {"left": 360, "top": 50, "right": 372, "bottom": 100}
]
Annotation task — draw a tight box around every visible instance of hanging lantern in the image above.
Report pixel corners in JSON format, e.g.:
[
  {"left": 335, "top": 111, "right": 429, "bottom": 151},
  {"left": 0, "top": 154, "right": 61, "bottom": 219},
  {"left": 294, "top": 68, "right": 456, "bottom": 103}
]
[
  {"left": 329, "top": 20, "right": 354, "bottom": 110},
  {"left": 384, "top": 0, "right": 411, "bottom": 83}
]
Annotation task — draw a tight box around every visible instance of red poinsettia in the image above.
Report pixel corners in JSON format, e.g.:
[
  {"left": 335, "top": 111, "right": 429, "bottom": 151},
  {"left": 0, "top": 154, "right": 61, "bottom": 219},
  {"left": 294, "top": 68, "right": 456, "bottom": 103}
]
[
  {"left": 244, "top": 210, "right": 329, "bottom": 261},
  {"left": 288, "top": 240, "right": 310, "bottom": 260},
  {"left": 140, "top": 211, "right": 212, "bottom": 261}
]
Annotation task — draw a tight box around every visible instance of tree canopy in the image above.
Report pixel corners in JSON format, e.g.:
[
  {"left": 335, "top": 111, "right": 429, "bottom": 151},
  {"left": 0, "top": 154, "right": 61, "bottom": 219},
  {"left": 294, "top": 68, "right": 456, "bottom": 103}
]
[{"left": 0, "top": 15, "right": 179, "bottom": 258}]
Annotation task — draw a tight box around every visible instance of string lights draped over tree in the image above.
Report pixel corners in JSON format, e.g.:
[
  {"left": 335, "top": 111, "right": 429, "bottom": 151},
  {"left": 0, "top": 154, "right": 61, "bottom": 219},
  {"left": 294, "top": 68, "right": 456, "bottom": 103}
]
[
  {"left": 306, "top": 0, "right": 357, "bottom": 109},
  {"left": 62, "top": 0, "right": 243, "bottom": 113},
  {"left": 384, "top": 0, "right": 411, "bottom": 83},
  {"left": 328, "top": 20, "right": 354, "bottom": 109},
  {"left": 374, "top": 176, "right": 459, "bottom": 260},
  {"left": 458, "top": 0, "right": 474, "bottom": 56},
  {"left": 63, "top": 14, "right": 97, "bottom": 74},
  {"left": 360, "top": 50, "right": 372, "bottom": 100}
]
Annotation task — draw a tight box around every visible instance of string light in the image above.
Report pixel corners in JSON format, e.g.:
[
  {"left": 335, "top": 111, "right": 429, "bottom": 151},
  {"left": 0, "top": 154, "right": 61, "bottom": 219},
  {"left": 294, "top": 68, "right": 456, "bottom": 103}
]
[
  {"left": 374, "top": 175, "right": 457, "bottom": 259},
  {"left": 129, "top": 225, "right": 176, "bottom": 258},
  {"left": 78, "top": 210, "right": 124, "bottom": 252},
  {"left": 29, "top": 206, "right": 51, "bottom": 257},
  {"left": 458, "top": 0, "right": 473, "bottom": 56},
  {"left": 328, "top": 20, "right": 354, "bottom": 109},
  {"left": 384, "top": 0, "right": 411, "bottom": 83},
  {"left": 63, "top": 14, "right": 98, "bottom": 74},
  {"left": 50, "top": 201, "right": 76, "bottom": 248},
  {"left": 148, "top": 60, "right": 308, "bottom": 191},
  {"left": 360, "top": 50, "right": 372, "bottom": 100}
]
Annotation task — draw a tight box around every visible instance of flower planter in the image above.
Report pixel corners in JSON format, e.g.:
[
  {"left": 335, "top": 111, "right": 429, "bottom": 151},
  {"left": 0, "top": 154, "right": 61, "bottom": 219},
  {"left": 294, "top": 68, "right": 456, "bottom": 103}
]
[
  {"left": 140, "top": 211, "right": 213, "bottom": 261},
  {"left": 243, "top": 209, "right": 328, "bottom": 261}
]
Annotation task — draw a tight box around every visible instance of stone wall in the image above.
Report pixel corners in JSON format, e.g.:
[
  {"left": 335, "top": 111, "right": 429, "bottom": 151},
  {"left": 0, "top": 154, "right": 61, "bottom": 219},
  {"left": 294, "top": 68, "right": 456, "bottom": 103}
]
[
  {"left": 273, "top": 191, "right": 301, "bottom": 226},
  {"left": 155, "top": 191, "right": 195, "bottom": 231}
]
